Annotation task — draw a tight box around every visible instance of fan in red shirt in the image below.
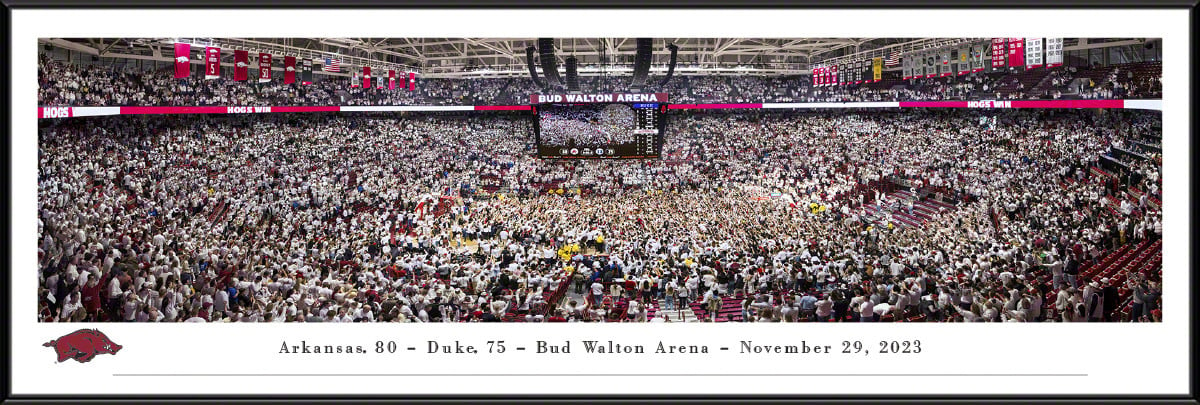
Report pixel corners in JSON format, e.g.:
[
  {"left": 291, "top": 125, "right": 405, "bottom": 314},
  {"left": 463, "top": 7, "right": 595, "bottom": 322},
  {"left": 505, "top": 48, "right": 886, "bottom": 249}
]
[{"left": 80, "top": 278, "right": 103, "bottom": 318}]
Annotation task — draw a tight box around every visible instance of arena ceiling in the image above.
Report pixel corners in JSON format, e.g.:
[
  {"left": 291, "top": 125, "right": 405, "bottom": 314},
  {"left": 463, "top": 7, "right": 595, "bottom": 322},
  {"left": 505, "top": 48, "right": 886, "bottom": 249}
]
[
  {"left": 45, "top": 37, "right": 918, "bottom": 75},
  {"left": 41, "top": 37, "right": 1142, "bottom": 78}
]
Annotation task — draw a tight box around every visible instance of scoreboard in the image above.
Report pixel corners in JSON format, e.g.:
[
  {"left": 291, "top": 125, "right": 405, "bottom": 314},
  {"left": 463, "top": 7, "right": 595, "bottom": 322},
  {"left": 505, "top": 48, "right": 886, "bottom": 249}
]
[
  {"left": 631, "top": 103, "right": 662, "bottom": 156},
  {"left": 532, "top": 93, "right": 668, "bottom": 159}
]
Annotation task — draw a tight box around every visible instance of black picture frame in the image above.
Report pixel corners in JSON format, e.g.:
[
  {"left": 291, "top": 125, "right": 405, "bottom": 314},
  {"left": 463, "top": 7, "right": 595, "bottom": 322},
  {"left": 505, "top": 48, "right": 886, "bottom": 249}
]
[{"left": 2, "top": 1, "right": 1196, "bottom": 404}]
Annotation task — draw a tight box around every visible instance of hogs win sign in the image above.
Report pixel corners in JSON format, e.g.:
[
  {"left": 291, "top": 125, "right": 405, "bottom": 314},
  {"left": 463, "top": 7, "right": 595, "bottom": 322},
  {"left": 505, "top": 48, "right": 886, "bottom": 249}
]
[{"left": 40, "top": 107, "right": 72, "bottom": 118}]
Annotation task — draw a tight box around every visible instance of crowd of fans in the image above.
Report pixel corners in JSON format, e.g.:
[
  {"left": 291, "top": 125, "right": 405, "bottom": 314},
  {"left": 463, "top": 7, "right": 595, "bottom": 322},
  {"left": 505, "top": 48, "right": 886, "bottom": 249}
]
[
  {"left": 37, "top": 106, "right": 1163, "bottom": 323},
  {"left": 39, "top": 55, "right": 1163, "bottom": 108}
]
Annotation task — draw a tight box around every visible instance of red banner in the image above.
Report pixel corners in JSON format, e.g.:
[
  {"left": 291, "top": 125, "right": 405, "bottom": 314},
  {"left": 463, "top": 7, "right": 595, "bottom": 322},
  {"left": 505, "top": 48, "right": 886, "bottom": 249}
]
[
  {"left": 473, "top": 105, "right": 533, "bottom": 111},
  {"left": 38, "top": 99, "right": 1156, "bottom": 120},
  {"left": 233, "top": 50, "right": 249, "bottom": 81},
  {"left": 388, "top": 70, "right": 397, "bottom": 90},
  {"left": 258, "top": 53, "right": 272, "bottom": 82},
  {"left": 363, "top": 66, "right": 371, "bottom": 88},
  {"left": 284, "top": 56, "right": 296, "bottom": 84},
  {"left": 204, "top": 47, "right": 220, "bottom": 80},
  {"left": 898, "top": 100, "right": 1126, "bottom": 109},
  {"left": 118, "top": 106, "right": 341, "bottom": 115},
  {"left": 409, "top": 72, "right": 415, "bottom": 91},
  {"left": 991, "top": 38, "right": 1007, "bottom": 69},
  {"left": 667, "top": 103, "right": 761, "bottom": 110},
  {"left": 530, "top": 93, "right": 668, "bottom": 104},
  {"left": 352, "top": 70, "right": 360, "bottom": 88},
  {"left": 1007, "top": 38, "right": 1025, "bottom": 68},
  {"left": 173, "top": 43, "right": 191, "bottom": 78},
  {"left": 38, "top": 106, "right": 73, "bottom": 118}
]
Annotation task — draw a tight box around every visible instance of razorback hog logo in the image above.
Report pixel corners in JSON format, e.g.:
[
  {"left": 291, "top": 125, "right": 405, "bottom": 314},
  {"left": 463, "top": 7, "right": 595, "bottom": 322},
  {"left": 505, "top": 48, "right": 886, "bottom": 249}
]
[
  {"left": 236, "top": 61, "right": 249, "bottom": 68},
  {"left": 175, "top": 56, "right": 190, "bottom": 63},
  {"left": 43, "top": 329, "right": 122, "bottom": 363},
  {"left": 286, "top": 66, "right": 295, "bottom": 72}
]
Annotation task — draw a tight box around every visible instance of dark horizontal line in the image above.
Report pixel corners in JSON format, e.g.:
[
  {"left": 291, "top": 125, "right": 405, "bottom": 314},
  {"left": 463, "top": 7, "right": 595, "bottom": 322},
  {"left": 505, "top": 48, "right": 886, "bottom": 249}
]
[
  {"left": 113, "top": 373, "right": 1087, "bottom": 377},
  {"left": 6, "top": 1, "right": 1197, "bottom": 8}
]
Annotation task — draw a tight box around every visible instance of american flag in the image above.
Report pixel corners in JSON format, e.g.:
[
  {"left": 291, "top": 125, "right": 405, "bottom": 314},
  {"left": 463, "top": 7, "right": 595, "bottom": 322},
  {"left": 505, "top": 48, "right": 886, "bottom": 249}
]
[
  {"left": 323, "top": 57, "right": 341, "bottom": 72},
  {"left": 885, "top": 51, "right": 901, "bottom": 67}
]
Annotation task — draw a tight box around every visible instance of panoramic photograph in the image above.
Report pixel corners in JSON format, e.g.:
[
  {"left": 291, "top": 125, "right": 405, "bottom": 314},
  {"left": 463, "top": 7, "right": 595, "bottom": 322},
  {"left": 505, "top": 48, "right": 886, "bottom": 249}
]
[{"left": 35, "top": 37, "right": 1163, "bottom": 323}]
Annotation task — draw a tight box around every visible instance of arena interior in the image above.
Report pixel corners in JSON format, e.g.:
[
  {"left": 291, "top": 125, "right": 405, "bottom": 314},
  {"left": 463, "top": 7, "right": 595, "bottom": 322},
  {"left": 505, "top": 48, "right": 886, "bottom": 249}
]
[{"left": 36, "top": 37, "right": 1164, "bottom": 323}]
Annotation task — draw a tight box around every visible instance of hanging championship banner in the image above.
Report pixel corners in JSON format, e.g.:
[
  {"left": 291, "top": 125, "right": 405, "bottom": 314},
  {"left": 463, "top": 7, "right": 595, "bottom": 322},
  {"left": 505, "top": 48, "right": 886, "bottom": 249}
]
[
  {"left": 873, "top": 57, "right": 883, "bottom": 81},
  {"left": 173, "top": 43, "right": 191, "bottom": 78},
  {"left": 972, "top": 42, "right": 986, "bottom": 72},
  {"left": 204, "top": 47, "right": 221, "bottom": 80},
  {"left": 1045, "top": 38, "right": 1064, "bottom": 67},
  {"left": 811, "top": 66, "right": 819, "bottom": 86},
  {"left": 233, "top": 50, "right": 249, "bottom": 81},
  {"left": 409, "top": 72, "right": 416, "bottom": 91},
  {"left": 957, "top": 46, "right": 970, "bottom": 75},
  {"left": 363, "top": 66, "right": 371, "bottom": 88},
  {"left": 1007, "top": 38, "right": 1025, "bottom": 68},
  {"left": 388, "top": 70, "right": 397, "bottom": 90},
  {"left": 1025, "top": 38, "right": 1044, "bottom": 69},
  {"left": 940, "top": 50, "right": 952, "bottom": 76},
  {"left": 258, "top": 53, "right": 273, "bottom": 82},
  {"left": 981, "top": 42, "right": 989, "bottom": 71},
  {"left": 301, "top": 59, "right": 313, "bottom": 85},
  {"left": 991, "top": 38, "right": 1007, "bottom": 69},
  {"left": 922, "top": 52, "right": 932, "bottom": 77},
  {"left": 284, "top": 56, "right": 297, "bottom": 84},
  {"left": 930, "top": 52, "right": 940, "bottom": 77},
  {"left": 352, "top": 68, "right": 360, "bottom": 88}
]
